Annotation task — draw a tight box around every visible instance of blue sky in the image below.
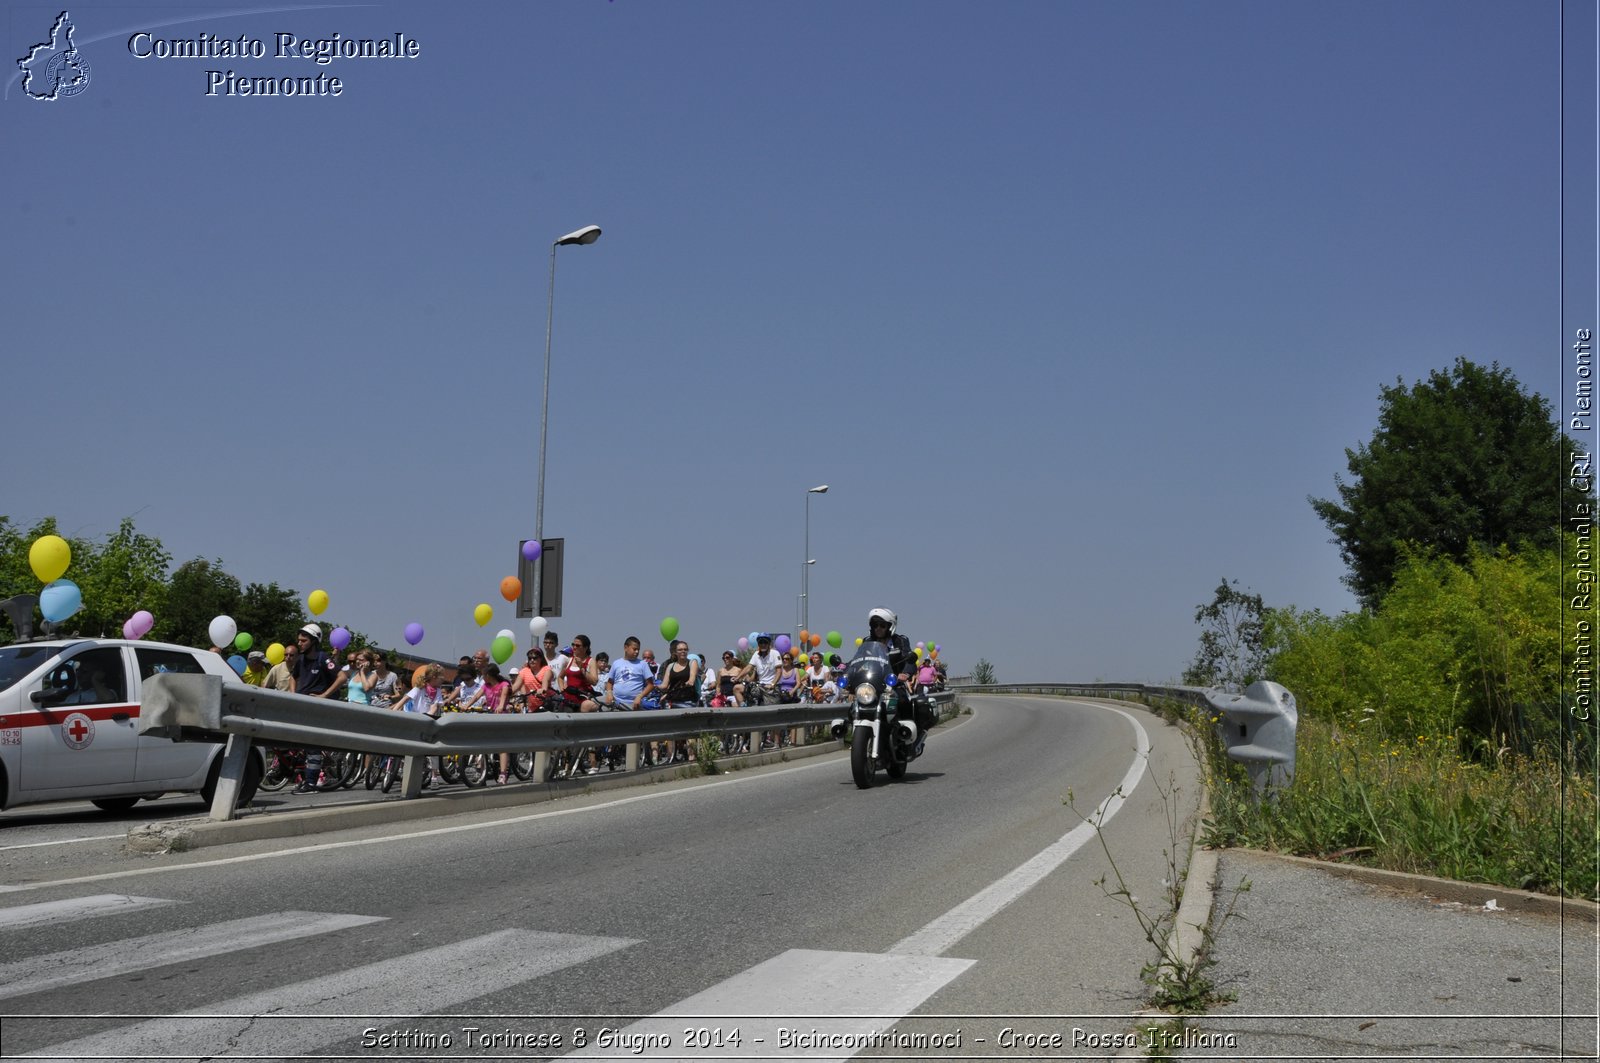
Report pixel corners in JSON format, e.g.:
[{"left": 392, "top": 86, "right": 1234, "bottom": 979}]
[{"left": 4, "top": 1, "right": 1594, "bottom": 682}]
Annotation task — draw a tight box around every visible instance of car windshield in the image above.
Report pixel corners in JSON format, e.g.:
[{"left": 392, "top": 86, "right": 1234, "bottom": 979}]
[{"left": 0, "top": 645, "right": 64, "bottom": 694}]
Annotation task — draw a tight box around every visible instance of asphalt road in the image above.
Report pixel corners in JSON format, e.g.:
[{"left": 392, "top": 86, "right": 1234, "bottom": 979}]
[{"left": 0, "top": 695, "right": 1203, "bottom": 1061}]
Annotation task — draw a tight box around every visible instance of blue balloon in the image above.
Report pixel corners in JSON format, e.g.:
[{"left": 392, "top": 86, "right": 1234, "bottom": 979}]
[
  {"left": 39, "top": 579, "right": 82, "bottom": 623},
  {"left": 227, "top": 654, "right": 247, "bottom": 675}
]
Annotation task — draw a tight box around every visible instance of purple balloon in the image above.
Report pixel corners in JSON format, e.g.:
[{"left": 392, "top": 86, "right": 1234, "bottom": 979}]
[
  {"left": 521, "top": 539, "right": 542, "bottom": 561},
  {"left": 130, "top": 609, "right": 154, "bottom": 637},
  {"left": 737, "top": 636, "right": 749, "bottom": 650},
  {"left": 773, "top": 634, "right": 792, "bottom": 654},
  {"left": 329, "top": 626, "right": 352, "bottom": 650},
  {"left": 404, "top": 622, "right": 424, "bottom": 646},
  {"left": 122, "top": 619, "right": 138, "bottom": 640}
]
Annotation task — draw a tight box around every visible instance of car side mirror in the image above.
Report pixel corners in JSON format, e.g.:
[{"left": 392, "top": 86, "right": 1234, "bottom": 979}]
[{"left": 30, "top": 686, "right": 68, "bottom": 706}]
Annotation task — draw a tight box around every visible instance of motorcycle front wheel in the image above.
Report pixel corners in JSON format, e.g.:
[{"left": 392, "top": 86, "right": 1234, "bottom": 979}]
[{"left": 851, "top": 726, "right": 874, "bottom": 789}]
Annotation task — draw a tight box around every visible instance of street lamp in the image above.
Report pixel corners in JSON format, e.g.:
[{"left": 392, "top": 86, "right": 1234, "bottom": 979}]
[
  {"left": 803, "top": 484, "right": 828, "bottom": 633},
  {"left": 534, "top": 224, "right": 602, "bottom": 612}
]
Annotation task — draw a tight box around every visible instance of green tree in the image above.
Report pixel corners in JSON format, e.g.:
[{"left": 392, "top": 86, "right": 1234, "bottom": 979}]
[
  {"left": 74, "top": 518, "right": 172, "bottom": 637},
  {"left": 1309, "top": 358, "right": 1583, "bottom": 607},
  {"left": 236, "top": 581, "right": 308, "bottom": 649},
  {"left": 971, "top": 658, "right": 996, "bottom": 684},
  {"left": 157, "top": 558, "right": 241, "bottom": 647},
  {"left": 1183, "top": 578, "right": 1268, "bottom": 689}
]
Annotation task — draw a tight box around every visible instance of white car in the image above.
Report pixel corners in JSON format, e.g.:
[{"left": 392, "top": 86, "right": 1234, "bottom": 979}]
[{"left": 0, "top": 638, "right": 263, "bottom": 814}]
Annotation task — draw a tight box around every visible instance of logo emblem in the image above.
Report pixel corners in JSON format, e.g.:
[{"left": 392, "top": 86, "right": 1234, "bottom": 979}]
[
  {"left": 62, "top": 712, "right": 95, "bottom": 750},
  {"left": 18, "top": 11, "right": 91, "bottom": 101}
]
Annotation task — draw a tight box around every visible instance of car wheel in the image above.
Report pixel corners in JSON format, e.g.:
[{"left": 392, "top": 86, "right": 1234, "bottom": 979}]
[
  {"left": 201, "top": 747, "right": 264, "bottom": 808},
  {"left": 91, "top": 797, "right": 141, "bottom": 812}
]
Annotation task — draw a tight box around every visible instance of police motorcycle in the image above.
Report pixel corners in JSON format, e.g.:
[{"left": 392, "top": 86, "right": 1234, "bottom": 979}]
[{"left": 831, "top": 640, "right": 933, "bottom": 789}]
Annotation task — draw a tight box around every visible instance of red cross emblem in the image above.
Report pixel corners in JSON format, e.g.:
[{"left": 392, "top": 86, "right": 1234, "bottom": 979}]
[{"left": 62, "top": 712, "right": 94, "bottom": 750}]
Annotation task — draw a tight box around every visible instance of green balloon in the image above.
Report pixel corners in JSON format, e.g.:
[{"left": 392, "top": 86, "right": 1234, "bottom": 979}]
[
  {"left": 491, "top": 635, "right": 515, "bottom": 665},
  {"left": 826, "top": 630, "right": 842, "bottom": 648},
  {"left": 660, "top": 616, "right": 680, "bottom": 641},
  {"left": 234, "top": 632, "right": 253, "bottom": 652}
]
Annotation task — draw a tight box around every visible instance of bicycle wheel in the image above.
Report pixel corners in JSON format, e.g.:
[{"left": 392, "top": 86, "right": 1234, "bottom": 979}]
[
  {"left": 511, "top": 751, "right": 536, "bottom": 781},
  {"left": 437, "top": 754, "right": 464, "bottom": 785},
  {"left": 461, "top": 752, "right": 490, "bottom": 788},
  {"left": 363, "top": 757, "right": 382, "bottom": 790},
  {"left": 380, "top": 757, "right": 400, "bottom": 794},
  {"left": 258, "top": 752, "right": 292, "bottom": 792}
]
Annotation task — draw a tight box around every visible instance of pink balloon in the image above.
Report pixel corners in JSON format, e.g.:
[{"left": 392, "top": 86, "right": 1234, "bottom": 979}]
[{"left": 737, "top": 637, "right": 749, "bottom": 650}]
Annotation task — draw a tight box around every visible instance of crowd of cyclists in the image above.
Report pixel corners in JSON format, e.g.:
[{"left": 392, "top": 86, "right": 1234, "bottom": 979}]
[{"left": 238, "top": 622, "right": 948, "bottom": 793}]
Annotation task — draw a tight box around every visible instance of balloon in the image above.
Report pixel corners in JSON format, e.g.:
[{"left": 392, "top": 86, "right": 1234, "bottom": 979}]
[
  {"left": 129, "top": 610, "right": 154, "bottom": 638},
  {"left": 473, "top": 603, "right": 493, "bottom": 627},
  {"left": 233, "top": 632, "right": 253, "bottom": 652},
  {"left": 749, "top": 631, "right": 761, "bottom": 647},
  {"left": 916, "top": 642, "right": 925, "bottom": 650},
  {"left": 226, "top": 654, "right": 247, "bottom": 676},
  {"left": 855, "top": 637, "right": 863, "bottom": 646},
  {"left": 500, "top": 576, "right": 522, "bottom": 602},
  {"left": 491, "top": 635, "right": 515, "bottom": 665},
  {"left": 329, "top": 627, "right": 351, "bottom": 651},
  {"left": 266, "top": 642, "right": 286, "bottom": 665},
  {"left": 207, "top": 615, "right": 237, "bottom": 649},
  {"left": 528, "top": 616, "right": 548, "bottom": 640},
  {"left": 28, "top": 535, "right": 71, "bottom": 584},
  {"left": 827, "top": 630, "right": 842, "bottom": 648},
  {"left": 737, "top": 637, "right": 749, "bottom": 651},
  {"left": 404, "top": 622, "right": 425, "bottom": 646},
  {"left": 798, "top": 629, "right": 809, "bottom": 645},
  {"left": 797, "top": 653, "right": 808, "bottom": 665},
  {"left": 307, "top": 589, "right": 329, "bottom": 616},
  {"left": 521, "top": 539, "right": 542, "bottom": 561},
  {"left": 122, "top": 619, "right": 138, "bottom": 640},
  {"left": 809, "top": 633, "right": 821, "bottom": 648},
  {"left": 660, "top": 616, "right": 680, "bottom": 641},
  {"left": 773, "top": 634, "right": 792, "bottom": 654}
]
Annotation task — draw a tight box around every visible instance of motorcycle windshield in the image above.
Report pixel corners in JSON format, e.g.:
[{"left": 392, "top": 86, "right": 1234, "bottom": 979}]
[{"left": 845, "top": 641, "right": 891, "bottom": 690}]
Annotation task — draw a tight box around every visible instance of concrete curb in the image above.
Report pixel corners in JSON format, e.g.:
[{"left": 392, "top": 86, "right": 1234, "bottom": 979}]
[
  {"left": 1229, "top": 848, "right": 1599, "bottom": 924},
  {"left": 125, "top": 708, "right": 974, "bottom": 853}
]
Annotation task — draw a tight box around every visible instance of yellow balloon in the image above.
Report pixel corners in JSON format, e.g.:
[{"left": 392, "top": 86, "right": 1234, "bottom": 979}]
[
  {"left": 473, "top": 603, "right": 493, "bottom": 627},
  {"left": 265, "top": 642, "right": 286, "bottom": 666},
  {"left": 28, "top": 535, "right": 71, "bottom": 583},
  {"left": 308, "top": 589, "right": 329, "bottom": 616}
]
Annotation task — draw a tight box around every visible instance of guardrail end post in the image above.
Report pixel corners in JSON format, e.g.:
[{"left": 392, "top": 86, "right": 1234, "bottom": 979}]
[
  {"left": 533, "top": 750, "right": 551, "bottom": 782},
  {"left": 624, "top": 742, "right": 641, "bottom": 772},
  {"left": 206, "top": 734, "right": 253, "bottom": 822}
]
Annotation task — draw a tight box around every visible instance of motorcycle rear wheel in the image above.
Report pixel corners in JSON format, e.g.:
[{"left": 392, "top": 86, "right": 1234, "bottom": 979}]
[{"left": 851, "top": 726, "right": 874, "bottom": 789}]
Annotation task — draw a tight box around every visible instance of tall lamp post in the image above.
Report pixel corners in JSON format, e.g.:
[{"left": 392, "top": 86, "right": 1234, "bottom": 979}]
[
  {"left": 803, "top": 484, "right": 828, "bottom": 633},
  {"left": 533, "top": 224, "right": 601, "bottom": 612}
]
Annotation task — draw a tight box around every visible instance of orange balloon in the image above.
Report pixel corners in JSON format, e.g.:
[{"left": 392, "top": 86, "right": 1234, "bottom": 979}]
[
  {"left": 798, "top": 629, "right": 809, "bottom": 645},
  {"left": 500, "top": 576, "right": 522, "bottom": 602},
  {"left": 809, "top": 633, "right": 821, "bottom": 648}
]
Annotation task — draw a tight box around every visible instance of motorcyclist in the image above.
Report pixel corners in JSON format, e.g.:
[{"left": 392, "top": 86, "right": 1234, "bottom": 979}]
[{"left": 831, "top": 608, "right": 925, "bottom": 748}]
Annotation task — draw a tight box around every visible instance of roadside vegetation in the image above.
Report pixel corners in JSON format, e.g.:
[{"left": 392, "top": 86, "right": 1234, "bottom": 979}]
[{"left": 1180, "top": 359, "right": 1597, "bottom": 901}]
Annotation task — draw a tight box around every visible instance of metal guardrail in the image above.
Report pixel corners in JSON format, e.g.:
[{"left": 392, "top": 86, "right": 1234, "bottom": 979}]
[{"left": 141, "top": 674, "right": 959, "bottom": 821}]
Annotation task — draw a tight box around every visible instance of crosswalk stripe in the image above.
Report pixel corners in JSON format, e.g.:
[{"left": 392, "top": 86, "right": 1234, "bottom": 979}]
[
  {"left": 0, "top": 911, "right": 386, "bottom": 1002},
  {"left": 25, "top": 929, "right": 639, "bottom": 1060},
  {"left": 565, "top": 948, "right": 975, "bottom": 1061},
  {"left": 0, "top": 893, "right": 180, "bottom": 930}
]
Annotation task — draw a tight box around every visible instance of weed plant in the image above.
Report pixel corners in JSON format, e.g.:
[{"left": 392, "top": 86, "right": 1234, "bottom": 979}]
[{"left": 1197, "top": 713, "right": 1597, "bottom": 900}]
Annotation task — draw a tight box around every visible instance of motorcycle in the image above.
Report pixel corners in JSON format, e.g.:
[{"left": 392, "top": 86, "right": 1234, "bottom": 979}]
[{"left": 832, "top": 640, "right": 932, "bottom": 789}]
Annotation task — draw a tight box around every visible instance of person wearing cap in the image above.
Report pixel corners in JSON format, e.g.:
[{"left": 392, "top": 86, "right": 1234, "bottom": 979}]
[
  {"left": 741, "top": 634, "right": 782, "bottom": 705},
  {"left": 290, "top": 624, "right": 338, "bottom": 794},
  {"left": 241, "top": 650, "right": 270, "bottom": 687}
]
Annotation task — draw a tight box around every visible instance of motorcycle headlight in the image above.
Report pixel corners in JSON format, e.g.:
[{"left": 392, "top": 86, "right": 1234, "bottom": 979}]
[{"left": 855, "top": 683, "right": 878, "bottom": 704}]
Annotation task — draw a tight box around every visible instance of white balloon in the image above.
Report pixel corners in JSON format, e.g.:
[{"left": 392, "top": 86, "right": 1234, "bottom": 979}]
[
  {"left": 528, "top": 616, "right": 548, "bottom": 640},
  {"left": 207, "top": 615, "right": 237, "bottom": 648},
  {"left": 496, "top": 628, "right": 515, "bottom": 643}
]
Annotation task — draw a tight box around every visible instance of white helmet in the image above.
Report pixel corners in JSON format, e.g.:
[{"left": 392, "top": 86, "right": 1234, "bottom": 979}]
[
  {"left": 300, "top": 623, "right": 322, "bottom": 641},
  {"left": 867, "top": 608, "right": 897, "bottom": 636}
]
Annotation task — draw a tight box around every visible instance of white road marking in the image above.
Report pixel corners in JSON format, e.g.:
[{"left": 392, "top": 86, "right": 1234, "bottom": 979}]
[
  {"left": 0, "top": 893, "right": 179, "bottom": 930},
  {"left": 0, "top": 759, "right": 841, "bottom": 895},
  {"left": 0, "top": 834, "right": 123, "bottom": 852},
  {"left": 889, "top": 701, "right": 1151, "bottom": 956},
  {"left": 24, "top": 929, "right": 638, "bottom": 1060},
  {"left": 0, "top": 910, "right": 387, "bottom": 1001},
  {"left": 565, "top": 948, "right": 975, "bottom": 1061}
]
